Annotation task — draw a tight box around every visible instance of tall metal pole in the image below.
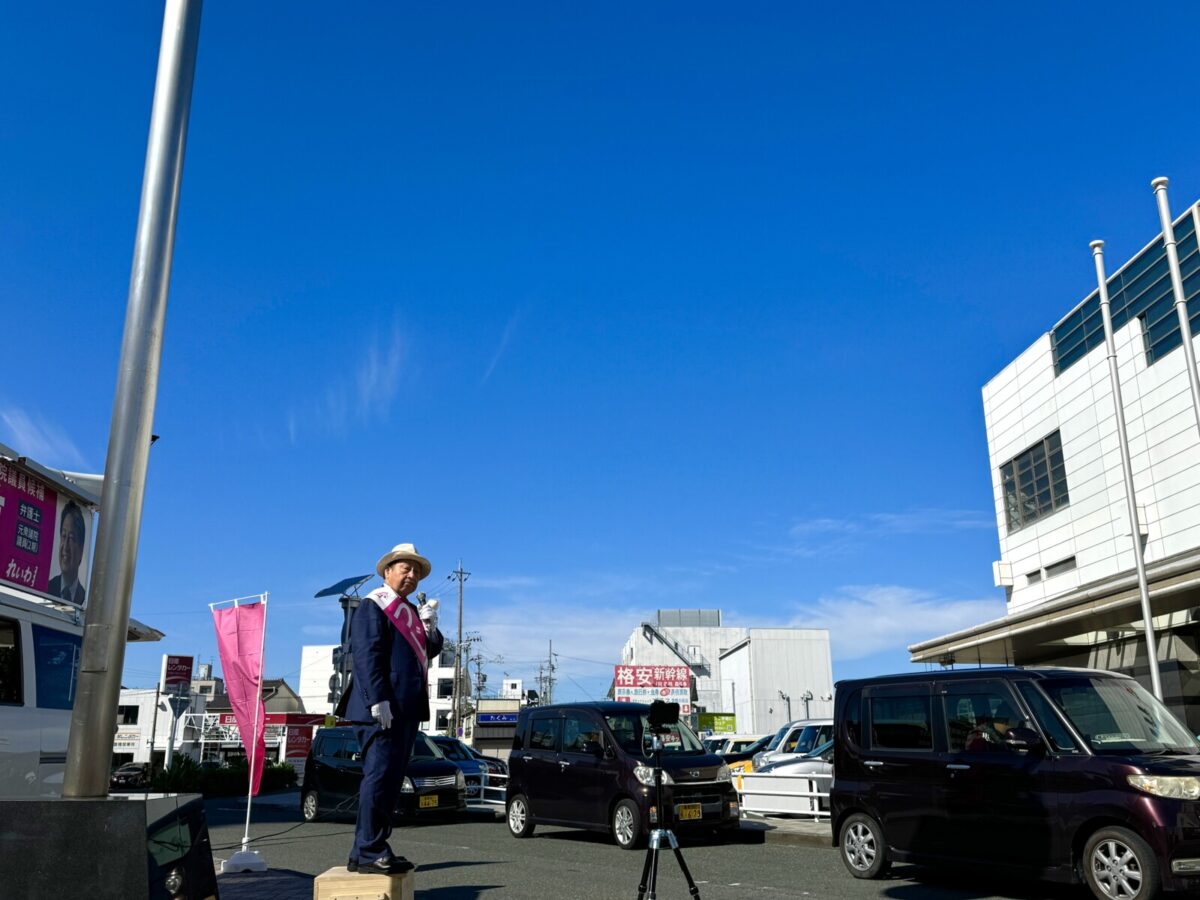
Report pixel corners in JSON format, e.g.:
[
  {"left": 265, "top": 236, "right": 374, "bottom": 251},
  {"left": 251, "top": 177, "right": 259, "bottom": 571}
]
[
  {"left": 1152, "top": 178, "right": 1200, "bottom": 436},
  {"left": 64, "top": 0, "right": 203, "bottom": 798},
  {"left": 1091, "top": 240, "right": 1164, "bottom": 700}
]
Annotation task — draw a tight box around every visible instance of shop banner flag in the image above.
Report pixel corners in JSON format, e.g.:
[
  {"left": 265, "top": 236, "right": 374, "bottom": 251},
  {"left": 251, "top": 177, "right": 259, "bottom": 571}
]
[{"left": 213, "top": 601, "right": 267, "bottom": 795}]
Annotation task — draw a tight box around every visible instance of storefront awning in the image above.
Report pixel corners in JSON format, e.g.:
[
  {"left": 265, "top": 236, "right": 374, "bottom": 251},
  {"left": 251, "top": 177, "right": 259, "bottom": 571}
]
[{"left": 909, "top": 546, "right": 1200, "bottom": 665}]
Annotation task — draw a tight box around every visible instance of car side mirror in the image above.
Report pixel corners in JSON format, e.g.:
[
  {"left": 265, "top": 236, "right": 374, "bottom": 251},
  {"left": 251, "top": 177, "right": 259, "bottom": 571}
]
[
  {"left": 582, "top": 740, "right": 605, "bottom": 757},
  {"left": 1006, "top": 727, "right": 1043, "bottom": 751}
]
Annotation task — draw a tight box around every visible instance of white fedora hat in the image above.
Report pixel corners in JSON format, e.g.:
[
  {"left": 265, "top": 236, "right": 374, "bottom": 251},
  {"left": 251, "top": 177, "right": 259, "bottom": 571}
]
[{"left": 376, "top": 543, "right": 432, "bottom": 581}]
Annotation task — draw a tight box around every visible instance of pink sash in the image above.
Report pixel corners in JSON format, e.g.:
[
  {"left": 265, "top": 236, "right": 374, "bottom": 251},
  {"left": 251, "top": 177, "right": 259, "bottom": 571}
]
[{"left": 370, "top": 588, "right": 429, "bottom": 677}]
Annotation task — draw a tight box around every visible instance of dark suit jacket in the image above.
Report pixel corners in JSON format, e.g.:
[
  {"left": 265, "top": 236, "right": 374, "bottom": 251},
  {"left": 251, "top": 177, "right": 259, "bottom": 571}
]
[
  {"left": 46, "top": 575, "right": 85, "bottom": 606},
  {"left": 335, "top": 597, "right": 443, "bottom": 725}
]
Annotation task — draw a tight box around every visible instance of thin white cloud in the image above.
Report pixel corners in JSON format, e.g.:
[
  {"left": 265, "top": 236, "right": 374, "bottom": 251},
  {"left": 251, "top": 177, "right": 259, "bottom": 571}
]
[
  {"left": 787, "top": 584, "right": 1001, "bottom": 661},
  {"left": 287, "top": 322, "right": 406, "bottom": 440},
  {"left": 771, "top": 507, "right": 994, "bottom": 559},
  {"left": 0, "top": 406, "right": 88, "bottom": 468},
  {"left": 355, "top": 326, "right": 405, "bottom": 417},
  {"left": 480, "top": 313, "right": 519, "bottom": 385},
  {"left": 301, "top": 623, "right": 340, "bottom": 638}
]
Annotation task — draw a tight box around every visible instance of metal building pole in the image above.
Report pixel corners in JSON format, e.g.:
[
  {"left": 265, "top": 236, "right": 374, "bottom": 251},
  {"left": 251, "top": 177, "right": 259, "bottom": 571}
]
[
  {"left": 64, "top": 0, "right": 204, "bottom": 798},
  {"left": 1091, "top": 240, "right": 1164, "bottom": 700},
  {"left": 1152, "top": 178, "right": 1200, "bottom": 436}
]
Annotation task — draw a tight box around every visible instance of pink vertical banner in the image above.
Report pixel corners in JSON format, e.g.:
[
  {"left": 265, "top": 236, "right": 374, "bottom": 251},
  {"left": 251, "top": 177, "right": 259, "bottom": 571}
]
[{"left": 213, "top": 601, "right": 267, "bottom": 795}]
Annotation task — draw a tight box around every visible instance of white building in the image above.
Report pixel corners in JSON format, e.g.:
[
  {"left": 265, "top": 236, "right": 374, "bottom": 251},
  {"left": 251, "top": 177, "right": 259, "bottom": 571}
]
[
  {"left": 113, "top": 687, "right": 208, "bottom": 769},
  {"left": 298, "top": 641, "right": 464, "bottom": 734},
  {"left": 619, "top": 610, "right": 833, "bottom": 734},
  {"left": 912, "top": 198, "right": 1200, "bottom": 733},
  {"left": 298, "top": 644, "right": 336, "bottom": 716}
]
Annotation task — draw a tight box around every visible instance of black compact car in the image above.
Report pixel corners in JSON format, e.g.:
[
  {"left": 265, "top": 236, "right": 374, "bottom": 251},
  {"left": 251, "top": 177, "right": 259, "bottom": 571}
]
[
  {"left": 110, "top": 762, "right": 149, "bottom": 789},
  {"left": 506, "top": 701, "right": 739, "bottom": 849},
  {"left": 301, "top": 727, "right": 466, "bottom": 822}
]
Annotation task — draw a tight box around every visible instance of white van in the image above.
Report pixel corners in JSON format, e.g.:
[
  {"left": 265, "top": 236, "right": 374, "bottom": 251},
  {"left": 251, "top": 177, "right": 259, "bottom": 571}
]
[{"left": 0, "top": 587, "right": 161, "bottom": 797}]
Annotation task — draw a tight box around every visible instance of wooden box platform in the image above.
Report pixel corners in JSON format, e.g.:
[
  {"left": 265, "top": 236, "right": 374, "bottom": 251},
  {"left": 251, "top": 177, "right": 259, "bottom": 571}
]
[{"left": 313, "top": 866, "right": 415, "bottom": 900}]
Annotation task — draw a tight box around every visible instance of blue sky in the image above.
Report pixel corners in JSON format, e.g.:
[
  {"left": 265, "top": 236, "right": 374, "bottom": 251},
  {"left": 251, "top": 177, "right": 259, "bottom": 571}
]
[{"left": 4, "top": 2, "right": 1200, "bottom": 703}]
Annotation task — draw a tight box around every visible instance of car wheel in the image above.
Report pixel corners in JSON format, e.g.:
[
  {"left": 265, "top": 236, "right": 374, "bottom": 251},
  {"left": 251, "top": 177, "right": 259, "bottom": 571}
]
[
  {"left": 301, "top": 790, "right": 321, "bottom": 823},
  {"left": 507, "top": 794, "right": 535, "bottom": 838},
  {"left": 1083, "top": 826, "right": 1160, "bottom": 900},
  {"left": 612, "top": 799, "right": 642, "bottom": 850},
  {"left": 839, "top": 812, "right": 890, "bottom": 879}
]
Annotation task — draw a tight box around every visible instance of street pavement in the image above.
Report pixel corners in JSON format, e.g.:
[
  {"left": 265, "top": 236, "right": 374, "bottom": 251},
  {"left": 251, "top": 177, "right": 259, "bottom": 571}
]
[{"left": 209, "top": 795, "right": 1088, "bottom": 900}]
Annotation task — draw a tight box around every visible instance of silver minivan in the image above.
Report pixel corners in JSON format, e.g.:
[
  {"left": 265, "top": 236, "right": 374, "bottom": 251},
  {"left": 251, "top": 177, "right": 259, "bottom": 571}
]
[{"left": 752, "top": 719, "right": 833, "bottom": 770}]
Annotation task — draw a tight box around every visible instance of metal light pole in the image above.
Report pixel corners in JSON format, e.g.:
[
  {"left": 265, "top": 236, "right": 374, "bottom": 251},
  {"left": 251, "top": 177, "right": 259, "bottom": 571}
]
[
  {"left": 778, "top": 690, "right": 791, "bottom": 720},
  {"left": 64, "top": 0, "right": 203, "bottom": 798},
  {"left": 1091, "top": 240, "right": 1164, "bottom": 700},
  {"left": 1152, "top": 178, "right": 1200, "bottom": 437}
]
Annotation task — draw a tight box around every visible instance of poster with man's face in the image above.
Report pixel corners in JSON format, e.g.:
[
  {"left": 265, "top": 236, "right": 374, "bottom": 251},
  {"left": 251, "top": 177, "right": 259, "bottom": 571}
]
[{"left": 47, "top": 496, "right": 91, "bottom": 606}]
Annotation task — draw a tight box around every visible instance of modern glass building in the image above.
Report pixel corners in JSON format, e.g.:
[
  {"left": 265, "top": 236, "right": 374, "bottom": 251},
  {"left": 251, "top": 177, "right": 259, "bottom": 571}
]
[{"left": 911, "top": 200, "right": 1200, "bottom": 733}]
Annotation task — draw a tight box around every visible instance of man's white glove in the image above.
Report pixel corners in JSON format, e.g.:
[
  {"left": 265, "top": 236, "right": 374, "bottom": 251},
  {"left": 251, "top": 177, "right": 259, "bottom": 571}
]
[
  {"left": 419, "top": 598, "right": 439, "bottom": 632},
  {"left": 371, "top": 701, "right": 393, "bottom": 730}
]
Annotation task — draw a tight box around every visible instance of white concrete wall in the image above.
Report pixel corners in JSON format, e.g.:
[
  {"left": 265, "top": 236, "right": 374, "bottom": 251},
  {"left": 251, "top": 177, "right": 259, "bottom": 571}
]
[{"left": 985, "top": 318, "right": 1200, "bottom": 613}]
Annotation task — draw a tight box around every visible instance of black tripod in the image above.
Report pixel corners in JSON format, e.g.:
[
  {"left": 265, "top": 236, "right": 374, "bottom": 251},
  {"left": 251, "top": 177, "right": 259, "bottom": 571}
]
[{"left": 636, "top": 730, "right": 701, "bottom": 900}]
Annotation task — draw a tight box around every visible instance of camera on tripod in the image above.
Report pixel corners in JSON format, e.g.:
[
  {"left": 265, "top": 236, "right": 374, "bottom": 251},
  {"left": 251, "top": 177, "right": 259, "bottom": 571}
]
[{"left": 646, "top": 700, "right": 679, "bottom": 733}]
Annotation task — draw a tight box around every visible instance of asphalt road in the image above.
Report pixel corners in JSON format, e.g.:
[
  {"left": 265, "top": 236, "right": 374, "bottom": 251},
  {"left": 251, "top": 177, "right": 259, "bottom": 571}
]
[{"left": 207, "top": 801, "right": 1090, "bottom": 900}]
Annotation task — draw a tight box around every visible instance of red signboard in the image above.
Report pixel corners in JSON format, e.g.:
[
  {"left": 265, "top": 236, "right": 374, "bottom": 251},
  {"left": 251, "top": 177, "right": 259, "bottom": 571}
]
[
  {"left": 614, "top": 665, "right": 691, "bottom": 688},
  {"left": 285, "top": 727, "right": 313, "bottom": 759},
  {"left": 162, "top": 655, "right": 194, "bottom": 691},
  {"left": 217, "top": 712, "right": 326, "bottom": 727}
]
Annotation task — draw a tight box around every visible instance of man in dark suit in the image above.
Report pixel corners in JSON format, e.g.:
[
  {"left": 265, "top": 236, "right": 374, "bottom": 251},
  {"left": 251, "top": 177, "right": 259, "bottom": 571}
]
[
  {"left": 46, "top": 501, "right": 86, "bottom": 605},
  {"left": 335, "top": 542, "right": 442, "bottom": 875}
]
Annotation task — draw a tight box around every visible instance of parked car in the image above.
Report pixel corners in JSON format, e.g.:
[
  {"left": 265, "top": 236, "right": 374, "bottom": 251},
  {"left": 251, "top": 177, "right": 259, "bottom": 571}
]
[
  {"left": 300, "top": 727, "right": 466, "bottom": 822},
  {"left": 830, "top": 667, "right": 1200, "bottom": 900},
  {"left": 506, "top": 701, "right": 739, "bottom": 849},
  {"left": 752, "top": 719, "right": 833, "bottom": 770},
  {"left": 719, "top": 733, "right": 768, "bottom": 754},
  {"left": 466, "top": 745, "right": 509, "bottom": 776},
  {"left": 430, "top": 735, "right": 489, "bottom": 802},
  {"left": 109, "top": 762, "right": 149, "bottom": 789},
  {"left": 724, "top": 734, "right": 774, "bottom": 772}
]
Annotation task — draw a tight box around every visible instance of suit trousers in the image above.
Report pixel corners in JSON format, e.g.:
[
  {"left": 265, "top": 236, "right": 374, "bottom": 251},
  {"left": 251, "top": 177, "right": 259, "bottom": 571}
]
[{"left": 351, "top": 716, "right": 419, "bottom": 863}]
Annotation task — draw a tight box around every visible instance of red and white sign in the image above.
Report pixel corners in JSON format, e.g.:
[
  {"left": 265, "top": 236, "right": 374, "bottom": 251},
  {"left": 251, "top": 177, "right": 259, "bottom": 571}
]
[
  {"left": 285, "top": 727, "right": 313, "bottom": 759},
  {"left": 613, "top": 665, "right": 692, "bottom": 715},
  {"left": 161, "top": 655, "right": 194, "bottom": 692}
]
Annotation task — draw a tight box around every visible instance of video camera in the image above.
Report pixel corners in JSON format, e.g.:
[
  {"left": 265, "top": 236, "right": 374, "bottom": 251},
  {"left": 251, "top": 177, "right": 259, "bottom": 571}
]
[{"left": 647, "top": 700, "right": 680, "bottom": 734}]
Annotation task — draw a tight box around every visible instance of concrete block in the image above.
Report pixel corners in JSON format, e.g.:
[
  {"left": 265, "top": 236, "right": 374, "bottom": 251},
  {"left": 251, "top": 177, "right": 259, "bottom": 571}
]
[{"left": 314, "top": 866, "right": 415, "bottom": 900}]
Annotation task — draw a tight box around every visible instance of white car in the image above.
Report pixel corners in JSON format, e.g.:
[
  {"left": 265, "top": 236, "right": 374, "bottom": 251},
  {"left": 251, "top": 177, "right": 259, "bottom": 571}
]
[{"left": 752, "top": 719, "right": 832, "bottom": 770}]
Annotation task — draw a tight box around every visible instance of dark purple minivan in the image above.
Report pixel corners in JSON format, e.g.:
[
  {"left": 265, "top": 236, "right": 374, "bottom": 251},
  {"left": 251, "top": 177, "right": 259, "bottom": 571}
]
[{"left": 830, "top": 667, "right": 1200, "bottom": 900}]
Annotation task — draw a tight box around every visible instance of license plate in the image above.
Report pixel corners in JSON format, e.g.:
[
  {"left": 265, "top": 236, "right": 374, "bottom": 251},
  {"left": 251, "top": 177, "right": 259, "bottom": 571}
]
[
  {"left": 419, "top": 795, "right": 439, "bottom": 809},
  {"left": 676, "top": 803, "right": 702, "bottom": 821}
]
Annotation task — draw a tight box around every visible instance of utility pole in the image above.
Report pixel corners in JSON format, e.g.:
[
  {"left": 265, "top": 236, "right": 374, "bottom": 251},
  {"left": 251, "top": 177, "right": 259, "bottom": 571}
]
[
  {"left": 473, "top": 649, "right": 486, "bottom": 699},
  {"left": 449, "top": 561, "right": 470, "bottom": 737},
  {"left": 546, "top": 641, "right": 557, "bottom": 705}
]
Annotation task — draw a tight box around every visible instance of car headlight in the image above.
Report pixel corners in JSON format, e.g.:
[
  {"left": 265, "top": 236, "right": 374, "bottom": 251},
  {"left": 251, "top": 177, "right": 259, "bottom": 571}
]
[
  {"left": 634, "top": 765, "right": 673, "bottom": 787},
  {"left": 1128, "top": 774, "right": 1200, "bottom": 800},
  {"left": 455, "top": 770, "right": 466, "bottom": 788},
  {"left": 164, "top": 867, "right": 184, "bottom": 894},
  {"left": 401, "top": 777, "right": 414, "bottom": 794},
  {"left": 716, "top": 764, "right": 731, "bottom": 783}
]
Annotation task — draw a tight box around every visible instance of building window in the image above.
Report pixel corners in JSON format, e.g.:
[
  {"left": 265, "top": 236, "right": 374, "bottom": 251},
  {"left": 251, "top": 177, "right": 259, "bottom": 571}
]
[
  {"left": 1045, "top": 556, "right": 1077, "bottom": 578},
  {"left": 1052, "top": 210, "right": 1200, "bottom": 374},
  {"left": 31, "top": 624, "right": 81, "bottom": 710},
  {"left": 435, "top": 710, "right": 450, "bottom": 730},
  {"left": 437, "top": 678, "right": 454, "bottom": 699},
  {"left": 117, "top": 705, "right": 139, "bottom": 725},
  {"left": 1000, "top": 431, "right": 1069, "bottom": 532},
  {"left": 0, "top": 618, "right": 21, "bottom": 705}
]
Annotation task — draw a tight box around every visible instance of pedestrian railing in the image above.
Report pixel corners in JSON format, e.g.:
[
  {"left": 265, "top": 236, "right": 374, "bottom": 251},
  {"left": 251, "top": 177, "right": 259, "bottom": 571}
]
[
  {"left": 474, "top": 770, "right": 508, "bottom": 807},
  {"left": 736, "top": 771, "right": 831, "bottom": 819}
]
